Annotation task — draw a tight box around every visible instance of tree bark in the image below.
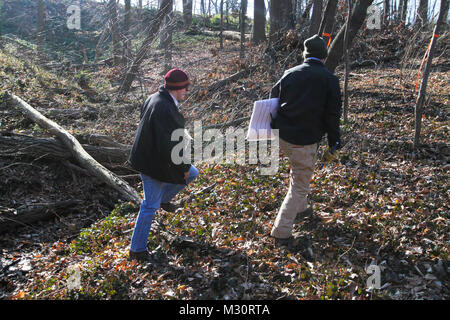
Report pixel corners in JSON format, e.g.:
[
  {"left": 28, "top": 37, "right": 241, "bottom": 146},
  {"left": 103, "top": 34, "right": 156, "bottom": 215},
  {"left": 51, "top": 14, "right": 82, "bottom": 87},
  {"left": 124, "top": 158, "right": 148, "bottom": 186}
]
[
  {"left": 0, "top": 200, "right": 83, "bottom": 233},
  {"left": 124, "top": 0, "right": 132, "bottom": 66},
  {"left": 220, "top": 0, "right": 224, "bottom": 48},
  {"left": 160, "top": 0, "right": 174, "bottom": 74},
  {"left": 6, "top": 92, "right": 140, "bottom": 204},
  {"left": 399, "top": 0, "right": 408, "bottom": 23},
  {"left": 183, "top": 0, "right": 193, "bottom": 28},
  {"left": 383, "top": 0, "right": 390, "bottom": 25},
  {"left": 37, "top": 0, "right": 45, "bottom": 61},
  {"left": 108, "top": 0, "right": 122, "bottom": 66},
  {"left": 416, "top": 0, "right": 428, "bottom": 27},
  {"left": 0, "top": 133, "right": 131, "bottom": 167},
  {"left": 119, "top": 0, "right": 172, "bottom": 94},
  {"left": 414, "top": 0, "right": 448, "bottom": 148},
  {"left": 269, "top": 0, "right": 294, "bottom": 45},
  {"left": 319, "top": 0, "right": 338, "bottom": 36},
  {"left": 309, "top": 0, "right": 323, "bottom": 37},
  {"left": 240, "top": 0, "right": 247, "bottom": 59},
  {"left": 252, "top": 0, "right": 266, "bottom": 44},
  {"left": 325, "top": 0, "right": 374, "bottom": 73},
  {"left": 342, "top": 0, "right": 352, "bottom": 123}
]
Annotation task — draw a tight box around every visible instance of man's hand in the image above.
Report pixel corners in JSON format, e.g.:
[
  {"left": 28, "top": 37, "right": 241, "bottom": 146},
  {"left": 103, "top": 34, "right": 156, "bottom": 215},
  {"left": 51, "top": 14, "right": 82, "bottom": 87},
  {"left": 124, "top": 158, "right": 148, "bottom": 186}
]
[{"left": 184, "top": 171, "right": 190, "bottom": 181}]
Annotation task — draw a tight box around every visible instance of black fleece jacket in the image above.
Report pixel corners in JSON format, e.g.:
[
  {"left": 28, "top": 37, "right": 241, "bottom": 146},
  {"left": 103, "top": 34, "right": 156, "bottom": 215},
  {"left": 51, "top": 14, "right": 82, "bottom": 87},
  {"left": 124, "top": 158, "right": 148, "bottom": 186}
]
[
  {"left": 129, "top": 87, "right": 191, "bottom": 184},
  {"left": 270, "top": 59, "right": 342, "bottom": 149}
]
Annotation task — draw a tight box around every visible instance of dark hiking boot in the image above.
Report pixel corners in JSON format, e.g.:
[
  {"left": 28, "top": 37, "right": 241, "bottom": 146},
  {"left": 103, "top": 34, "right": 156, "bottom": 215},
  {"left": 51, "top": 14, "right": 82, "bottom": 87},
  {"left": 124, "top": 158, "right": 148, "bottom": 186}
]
[
  {"left": 294, "top": 207, "right": 314, "bottom": 224},
  {"left": 160, "top": 202, "right": 181, "bottom": 213},
  {"left": 273, "top": 236, "right": 294, "bottom": 249},
  {"left": 128, "top": 250, "right": 152, "bottom": 263}
]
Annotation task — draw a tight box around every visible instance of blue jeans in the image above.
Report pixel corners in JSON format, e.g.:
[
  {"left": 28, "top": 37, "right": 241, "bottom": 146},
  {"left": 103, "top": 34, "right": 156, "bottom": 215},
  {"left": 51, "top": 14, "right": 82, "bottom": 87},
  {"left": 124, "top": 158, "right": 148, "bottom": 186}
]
[{"left": 130, "top": 165, "right": 199, "bottom": 253}]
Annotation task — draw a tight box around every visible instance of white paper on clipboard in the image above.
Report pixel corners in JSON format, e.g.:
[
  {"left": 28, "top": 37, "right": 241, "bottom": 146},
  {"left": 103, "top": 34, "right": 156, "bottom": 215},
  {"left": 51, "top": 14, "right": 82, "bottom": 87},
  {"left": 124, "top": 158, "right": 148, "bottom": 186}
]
[{"left": 246, "top": 98, "right": 279, "bottom": 141}]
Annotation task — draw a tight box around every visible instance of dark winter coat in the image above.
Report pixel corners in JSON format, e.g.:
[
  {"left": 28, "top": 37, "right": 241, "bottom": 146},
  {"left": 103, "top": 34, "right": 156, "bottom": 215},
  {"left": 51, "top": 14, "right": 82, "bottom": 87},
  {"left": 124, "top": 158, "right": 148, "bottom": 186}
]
[
  {"left": 270, "top": 59, "right": 342, "bottom": 149},
  {"left": 129, "top": 87, "right": 191, "bottom": 184}
]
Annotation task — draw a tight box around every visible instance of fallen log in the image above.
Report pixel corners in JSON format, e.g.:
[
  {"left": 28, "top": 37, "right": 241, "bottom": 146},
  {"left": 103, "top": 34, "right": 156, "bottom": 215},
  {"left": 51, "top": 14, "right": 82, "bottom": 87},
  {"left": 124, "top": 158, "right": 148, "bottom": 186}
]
[
  {"left": 203, "top": 30, "right": 250, "bottom": 42},
  {"left": 207, "top": 65, "right": 259, "bottom": 92},
  {"left": 0, "top": 200, "right": 83, "bottom": 233},
  {"left": 0, "top": 133, "right": 131, "bottom": 166},
  {"left": 6, "top": 92, "right": 140, "bottom": 205}
]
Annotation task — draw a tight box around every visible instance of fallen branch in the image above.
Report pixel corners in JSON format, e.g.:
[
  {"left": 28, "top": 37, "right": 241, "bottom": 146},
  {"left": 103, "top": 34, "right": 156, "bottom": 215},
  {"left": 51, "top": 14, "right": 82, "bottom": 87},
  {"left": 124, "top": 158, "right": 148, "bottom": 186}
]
[
  {"left": 0, "top": 200, "right": 82, "bottom": 233},
  {"left": 207, "top": 65, "right": 259, "bottom": 92},
  {"left": 203, "top": 116, "right": 250, "bottom": 130},
  {"left": 6, "top": 92, "right": 140, "bottom": 204},
  {"left": 0, "top": 133, "right": 131, "bottom": 165}
]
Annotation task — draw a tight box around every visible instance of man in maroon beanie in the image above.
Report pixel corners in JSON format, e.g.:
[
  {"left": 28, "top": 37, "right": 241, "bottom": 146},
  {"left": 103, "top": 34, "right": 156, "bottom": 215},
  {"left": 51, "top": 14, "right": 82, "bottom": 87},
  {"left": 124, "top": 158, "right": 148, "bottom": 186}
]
[{"left": 128, "top": 68, "right": 199, "bottom": 262}]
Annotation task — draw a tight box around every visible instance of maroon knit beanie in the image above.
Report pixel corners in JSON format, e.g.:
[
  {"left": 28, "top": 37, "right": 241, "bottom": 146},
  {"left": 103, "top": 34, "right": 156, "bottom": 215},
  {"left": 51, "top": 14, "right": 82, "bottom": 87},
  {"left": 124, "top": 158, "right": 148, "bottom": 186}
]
[{"left": 164, "top": 68, "right": 190, "bottom": 90}]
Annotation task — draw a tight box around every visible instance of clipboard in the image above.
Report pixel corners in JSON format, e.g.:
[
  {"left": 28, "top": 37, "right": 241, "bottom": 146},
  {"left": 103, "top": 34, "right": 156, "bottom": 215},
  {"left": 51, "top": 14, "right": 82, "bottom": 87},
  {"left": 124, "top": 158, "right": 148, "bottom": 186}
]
[{"left": 246, "top": 98, "right": 279, "bottom": 141}]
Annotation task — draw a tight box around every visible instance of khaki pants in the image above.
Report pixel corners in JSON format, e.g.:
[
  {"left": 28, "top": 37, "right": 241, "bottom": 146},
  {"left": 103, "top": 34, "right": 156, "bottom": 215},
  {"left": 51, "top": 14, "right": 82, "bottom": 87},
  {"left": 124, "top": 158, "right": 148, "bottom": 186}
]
[{"left": 271, "top": 138, "right": 318, "bottom": 239}]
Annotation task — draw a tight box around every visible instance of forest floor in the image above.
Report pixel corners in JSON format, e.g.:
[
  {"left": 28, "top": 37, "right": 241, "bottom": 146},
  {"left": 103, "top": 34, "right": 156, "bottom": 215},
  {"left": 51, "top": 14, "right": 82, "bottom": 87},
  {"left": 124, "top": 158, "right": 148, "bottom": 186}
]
[{"left": 0, "top": 28, "right": 448, "bottom": 300}]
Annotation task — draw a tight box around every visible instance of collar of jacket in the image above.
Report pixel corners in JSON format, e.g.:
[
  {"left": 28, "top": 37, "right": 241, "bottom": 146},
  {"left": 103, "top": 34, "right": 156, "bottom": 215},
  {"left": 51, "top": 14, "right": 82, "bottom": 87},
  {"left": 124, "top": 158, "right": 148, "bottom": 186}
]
[
  {"left": 304, "top": 58, "right": 325, "bottom": 66},
  {"left": 158, "top": 86, "right": 178, "bottom": 108}
]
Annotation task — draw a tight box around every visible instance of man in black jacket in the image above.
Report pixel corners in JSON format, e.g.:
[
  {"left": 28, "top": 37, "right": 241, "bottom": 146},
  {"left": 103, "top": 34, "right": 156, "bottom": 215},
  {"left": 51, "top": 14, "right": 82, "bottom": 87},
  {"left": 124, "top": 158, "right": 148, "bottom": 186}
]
[
  {"left": 128, "top": 68, "right": 199, "bottom": 261},
  {"left": 269, "top": 35, "right": 342, "bottom": 246}
]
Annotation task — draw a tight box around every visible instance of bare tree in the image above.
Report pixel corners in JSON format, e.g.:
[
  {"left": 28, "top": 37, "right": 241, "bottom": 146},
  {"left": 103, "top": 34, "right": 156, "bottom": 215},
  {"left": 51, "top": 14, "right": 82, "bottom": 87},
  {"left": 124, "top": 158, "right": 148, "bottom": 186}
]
[
  {"left": 220, "top": 0, "right": 224, "bottom": 48},
  {"left": 269, "top": 0, "right": 294, "bottom": 45},
  {"left": 108, "top": 0, "right": 122, "bottom": 66},
  {"left": 161, "top": 0, "right": 174, "bottom": 74},
  {"left": 37, "top": 0, "right": 45, "bottom": 60},
  {"left": 124, "top": 0, "right": 132, "bottom": 65},
  {"left": 319, "top": 0, "right": 338, "bottom": 36},
  {"left": 342, "top": 0, "right": 352, "bottom": 123},
  {"left": 240, "top": 0, "right": 248, "bottom": 58},
  {"left": 119, "top": 0, "right": 172, "bottom": 94},
  {"left": 183, "top": 0, "right": 193, "bottom": 28},
  {"left": 325, "top": 0, "right": 374, "bottom": 73},
  {"left": 414, "top": 0, "right": 449, "bottom": 148},
  {"left": 309, "top": 0, "right": 323, "bottom": 37},
  {"left": 399, "top": 0, "right": 408, "bottom": 23},
  {"left": 416, "top": 0, "right": 428, "bottom": 27},
  {"left": 252, "top": 0, "right": 266, "bottom": 44}
]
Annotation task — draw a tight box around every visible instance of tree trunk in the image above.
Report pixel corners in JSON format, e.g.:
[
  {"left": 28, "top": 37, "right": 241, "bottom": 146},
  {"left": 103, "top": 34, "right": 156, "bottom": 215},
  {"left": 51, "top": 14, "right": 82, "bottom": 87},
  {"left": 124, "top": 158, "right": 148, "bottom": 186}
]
[
  {"left": 94, "top": 25, "right": 111, "bottom": 62},
  {"left": 319, "top": 0, "right": 338, "bottom": 36},
  {"left": 119, "top": 0, "right": 172, "bottom": 94},
  {"left": 124, "top": 0, "right": 132, "bottom": 66},
  {"left": 400, "top": 0, "right": 408, "bottom": 23},
  {"left": 252, "top": 0, "right": 266, "bottom": 44},
  {"left": 0, "top": 133, "right": 131, "bottom": 165},
  {"left": 240, "top": 0, "right": 247, "bottom": 59},
  {"left": 108, "top": 0, "right": 122, "bottom": 66},
  {"left": 220, "top": 0, "right": 224, "bottom": 48},
  {"left": 0, "top": 200, "right": 83, "bottom": 233},
  {"left": 342, "top": 0, "right": 352, "bottom": 123},
  {"left": 183, "top": 0, "right": 193, "bottom": 28},
  {"left": 384, "top": 0, "right": 390, "bottom": 25},
  {"left": 414, "top": 0, "right": 448, "bottom": 148},
  {"left": 269, "top": 0, "right": 294, "bottom": 45},
  {"left": 6, "top": 92, "right": 140, "bottom": 204},
  {"left": 309, "top": 0, "right": 323, "bottom": 37},
  {"left": 160, "top": 0, "right": 174, "bottom": 74},
  {"left": 416, "top": 0, "right": 428, "bottom": 27},
  {"left": 325, "top": 0, "right": 374, "bottom": 73},
  {"left": 37, "top": 0, "right": 45, "bottom": 61}
]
